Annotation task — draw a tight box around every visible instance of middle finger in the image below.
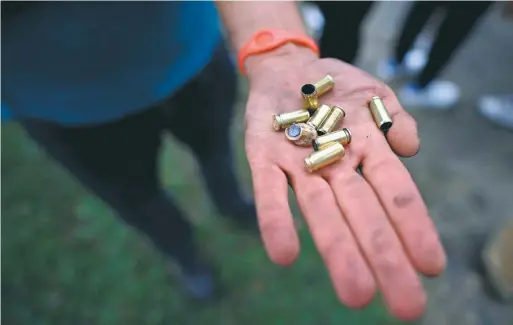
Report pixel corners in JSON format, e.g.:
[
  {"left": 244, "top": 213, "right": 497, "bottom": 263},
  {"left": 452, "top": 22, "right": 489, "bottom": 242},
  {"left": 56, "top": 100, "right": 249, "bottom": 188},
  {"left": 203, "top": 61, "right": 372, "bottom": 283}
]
[{"left": 290, "top": 174, "right": 376, "bottom": 308}]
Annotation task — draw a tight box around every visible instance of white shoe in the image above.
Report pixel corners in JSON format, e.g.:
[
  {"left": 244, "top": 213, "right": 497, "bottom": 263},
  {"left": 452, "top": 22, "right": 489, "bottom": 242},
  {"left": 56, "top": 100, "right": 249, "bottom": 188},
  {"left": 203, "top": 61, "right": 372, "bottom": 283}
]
[
  {"left": 404, "top": 29, "right": 434, "bottom": 74},
  {"left": 398, "top": 80, "right": 461, "bottom": 110},
  {"left": 376, "top": 50, "right": 428, "bottom": 83},
  {"left": 477, "top": 94, "right": 513, "bottom": 130},
  {"left": 300, "top": 3, "right": 325, "bottom": 41},
  {"left": 377, "top": 31, "right": 434, "bottom": 82},
  {"left": 403, "top": 48, "right": 428, "bottom": 76}
]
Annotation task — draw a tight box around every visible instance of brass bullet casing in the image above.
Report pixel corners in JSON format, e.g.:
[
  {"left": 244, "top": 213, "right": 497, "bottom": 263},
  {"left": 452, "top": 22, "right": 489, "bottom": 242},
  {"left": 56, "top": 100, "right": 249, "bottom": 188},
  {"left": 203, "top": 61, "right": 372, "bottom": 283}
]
[
  {"left": 318, "top": 105, "right": 346, "bottom": 135},
  {"left": 314, "top": 74, "right": 335, "bottom": 97},
  {"left": 301, "top": 83, "right": 319, "bottom": 110},
  {"left": 305, "top": 142, "right": 345, "bottom": 172},
  {"left": 272, "top": 110, "right": 310, "bottom": 131},
  {"left": 313, "top": 128, "right": 352, "bottom": 151},
  {"left": 369, "top": 96, "right": 393, "bottom": 132},
  {"left": 307, "top": 104, "right": 332, "bottom": 130},
  {"left": 285, "top": 123, "right": 318, "bottom": 146}
]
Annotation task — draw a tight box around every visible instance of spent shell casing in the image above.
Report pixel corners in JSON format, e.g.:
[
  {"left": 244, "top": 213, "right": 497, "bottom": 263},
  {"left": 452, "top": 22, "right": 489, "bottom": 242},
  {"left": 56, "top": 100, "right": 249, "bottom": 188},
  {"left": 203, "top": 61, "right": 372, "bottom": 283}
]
[
  {"left": 313, "top": 128, "right": 352, "bottom": 151},
  {"left": 307, "top": 104, "right": 332, "bottom": 130},
  {"left": 369, "top": 96, "right": 393, "bottom": 132},
  {"left": 301, "top": 83, "right": 320, "bottom": 110},
  {"left": 304, "top": 142, "right": 345, "bottom": 172},
  {"left": 285, "top": 123, "right": 318, "bottom": 146},
  {"left": 318, "top": 106, "right": 346, "bottom": 135},
  {"left": 314, "top": 75, "right": 335, "bottom": 97},
  {"left": 272, "top": 109, "right": 310, "bottom": 131}
]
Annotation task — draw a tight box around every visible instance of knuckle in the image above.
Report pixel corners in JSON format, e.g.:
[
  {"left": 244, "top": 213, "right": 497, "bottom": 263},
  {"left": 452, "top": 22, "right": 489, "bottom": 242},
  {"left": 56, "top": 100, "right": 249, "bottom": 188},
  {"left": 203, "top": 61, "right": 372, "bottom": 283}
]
[
  {"left": 363, "top": 156, "right": 396, "bottom": 176},
  {"left": 336, "top": 173, "right": 364, "bottom": 191},
  {"left": 367, "top": 79, "right": 393, "bottom": 98},
  {"left": 369, "top": 228, "right": 402, "bottom": 276},
  {"left": 370, "top": 227, "right": 393, "bottom": 255},
  {"left": 320, "top": 234, "right": 347, "bottom": 261},
  {"left": 302, "top": 186, "right": 326, "bottom": 203},
  {"left": 375, "top": 253, "right": 401, "bottom": 275}
]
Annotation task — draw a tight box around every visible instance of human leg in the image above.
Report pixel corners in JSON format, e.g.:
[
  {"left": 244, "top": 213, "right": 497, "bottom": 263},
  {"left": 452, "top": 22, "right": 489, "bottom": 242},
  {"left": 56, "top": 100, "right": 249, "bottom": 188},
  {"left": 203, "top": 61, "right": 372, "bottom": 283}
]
[
  {"left": 20, "top": 109, "right": 213, "bottom": 298},
  {"left": 316, "top": 1, "right": 374, "bottom": 63},
  {"left": 163, "top": 44, "right": 257, "bottom": 230},
  {"left": 416, "top": 1, "right": 493, "bottom": 88},
  {"left": 394, "top": 2, "right": 440, "bottom": 65},
  {"left": 398, "top": 1, "right": 492, "bottom": 110},
  {"left": 377, "top": 1, "right": 439, "bottom": 82}
]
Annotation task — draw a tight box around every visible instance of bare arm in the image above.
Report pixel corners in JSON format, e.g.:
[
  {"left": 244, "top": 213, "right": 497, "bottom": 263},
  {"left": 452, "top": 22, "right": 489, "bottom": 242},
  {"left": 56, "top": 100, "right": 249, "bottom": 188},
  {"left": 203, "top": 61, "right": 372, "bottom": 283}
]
[
  {"left": 215, "top": 1, "right": 318, "bottom": 75},
  {"left": 216, "top": 2, "right": 444, "bottom": 321}
]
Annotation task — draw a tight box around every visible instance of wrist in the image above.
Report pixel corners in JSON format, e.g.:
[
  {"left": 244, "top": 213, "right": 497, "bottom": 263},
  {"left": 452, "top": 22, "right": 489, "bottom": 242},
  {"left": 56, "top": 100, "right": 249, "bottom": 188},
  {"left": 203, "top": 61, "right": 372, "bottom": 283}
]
[{"left": 245, "top": 43, "right": 318, "bottom": 79}]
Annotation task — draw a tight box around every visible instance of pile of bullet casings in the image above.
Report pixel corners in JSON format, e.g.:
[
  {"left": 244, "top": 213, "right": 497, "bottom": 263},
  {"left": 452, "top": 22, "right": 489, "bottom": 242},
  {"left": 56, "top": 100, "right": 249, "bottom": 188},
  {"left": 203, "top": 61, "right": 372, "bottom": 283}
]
[{"left": 272, "top": 75, "right": 393, "bottom": 172}]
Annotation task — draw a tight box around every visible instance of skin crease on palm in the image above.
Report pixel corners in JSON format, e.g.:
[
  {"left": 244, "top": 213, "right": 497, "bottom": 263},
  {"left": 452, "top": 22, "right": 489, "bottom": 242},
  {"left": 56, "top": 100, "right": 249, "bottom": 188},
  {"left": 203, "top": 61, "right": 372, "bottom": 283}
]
[{"left": 243, "top": 49, "right": 447, "bottom": 322}]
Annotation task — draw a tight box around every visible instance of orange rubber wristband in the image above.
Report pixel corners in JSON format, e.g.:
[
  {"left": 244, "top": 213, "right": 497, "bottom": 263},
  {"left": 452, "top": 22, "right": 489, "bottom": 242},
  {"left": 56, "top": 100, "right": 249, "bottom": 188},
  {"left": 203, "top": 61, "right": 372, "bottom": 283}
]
[{"left": 237, "top": 29, "right": 320, "bottom": 75}]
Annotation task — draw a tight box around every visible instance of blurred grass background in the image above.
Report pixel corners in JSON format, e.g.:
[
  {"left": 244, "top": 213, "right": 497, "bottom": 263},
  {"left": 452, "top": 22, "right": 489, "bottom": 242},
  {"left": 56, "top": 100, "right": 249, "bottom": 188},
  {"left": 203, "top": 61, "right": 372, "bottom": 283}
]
[{"left": 2, "top": 101, "right": 404, "bottom": 325}]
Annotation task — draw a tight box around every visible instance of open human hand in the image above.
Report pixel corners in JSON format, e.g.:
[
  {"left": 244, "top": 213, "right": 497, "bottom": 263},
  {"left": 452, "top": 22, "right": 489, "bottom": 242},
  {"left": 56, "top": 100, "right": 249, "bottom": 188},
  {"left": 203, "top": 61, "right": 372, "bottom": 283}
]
[{"left": 244, "top": 48, "right": 446, "bottom": 321}]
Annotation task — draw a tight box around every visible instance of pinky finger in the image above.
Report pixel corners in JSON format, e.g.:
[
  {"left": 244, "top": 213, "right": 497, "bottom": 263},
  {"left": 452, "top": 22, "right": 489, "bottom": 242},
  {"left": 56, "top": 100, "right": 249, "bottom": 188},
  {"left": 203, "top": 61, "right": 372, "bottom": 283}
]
[{"left": 250, "top": 162, "right": 300, "bottom": 266}]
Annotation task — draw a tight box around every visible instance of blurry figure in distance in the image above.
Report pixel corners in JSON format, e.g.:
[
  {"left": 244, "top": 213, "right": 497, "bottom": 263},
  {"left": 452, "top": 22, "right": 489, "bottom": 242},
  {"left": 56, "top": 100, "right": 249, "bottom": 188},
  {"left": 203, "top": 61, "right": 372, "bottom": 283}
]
[
  {"left": 316, "top": 1, "right": 493, "bottom": 110},
  {"left": 299, "top": 2, "right": 325, "bottom": 41},
  {"left": 2, "top": 2, "right": 257, "bottom": 301}
]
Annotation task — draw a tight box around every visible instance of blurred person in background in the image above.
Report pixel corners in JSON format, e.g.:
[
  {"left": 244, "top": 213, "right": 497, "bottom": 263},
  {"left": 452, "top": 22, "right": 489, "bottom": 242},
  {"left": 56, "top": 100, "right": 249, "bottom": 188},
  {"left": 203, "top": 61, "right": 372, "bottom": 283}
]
[
  {"left": 2, "top": 2, "right": 446, "bottom": 320},
  {"left": 317, "top": 1, "right": 493, "bottom": 109},
  {"left": 477, "top": 3, "right": 513, "bottom": 131},
  {"left": 2, "top": 1, "right": 258, "bottom": 300}
]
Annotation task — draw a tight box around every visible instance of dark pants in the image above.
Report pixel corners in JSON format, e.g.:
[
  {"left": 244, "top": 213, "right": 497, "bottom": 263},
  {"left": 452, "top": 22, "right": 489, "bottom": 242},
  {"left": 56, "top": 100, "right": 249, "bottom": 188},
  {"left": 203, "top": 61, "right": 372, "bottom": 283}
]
[
  {"left": 20, "top": 45, "right": 243, "bottom": 269},
  {"left": 317, "top": 1, "right": 492, "bottom": 88}
]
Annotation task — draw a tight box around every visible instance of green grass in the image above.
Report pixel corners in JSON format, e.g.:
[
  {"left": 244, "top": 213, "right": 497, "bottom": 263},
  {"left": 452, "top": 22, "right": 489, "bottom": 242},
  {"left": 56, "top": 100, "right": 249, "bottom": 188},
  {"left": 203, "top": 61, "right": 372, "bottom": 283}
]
[{"left": 2, "top": 119, "right": 403, "bottom": 325}]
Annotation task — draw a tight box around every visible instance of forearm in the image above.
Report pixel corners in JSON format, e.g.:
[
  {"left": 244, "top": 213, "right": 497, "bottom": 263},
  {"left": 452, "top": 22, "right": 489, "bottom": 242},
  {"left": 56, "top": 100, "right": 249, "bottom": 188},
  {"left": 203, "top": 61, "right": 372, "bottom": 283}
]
[
  {"left": 215, "top": 1, "right": 306, "bottom": 50},
  {"left": 215, "top": 1, "right": 317, "bottom": 75}
]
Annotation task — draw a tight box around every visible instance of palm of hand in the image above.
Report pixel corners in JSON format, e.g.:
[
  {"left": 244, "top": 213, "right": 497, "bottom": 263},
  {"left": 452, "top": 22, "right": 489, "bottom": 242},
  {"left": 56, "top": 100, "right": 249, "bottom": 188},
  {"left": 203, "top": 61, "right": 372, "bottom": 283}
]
[{"left": 244, "top": 56, "right": 446, "bottom": 321}]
